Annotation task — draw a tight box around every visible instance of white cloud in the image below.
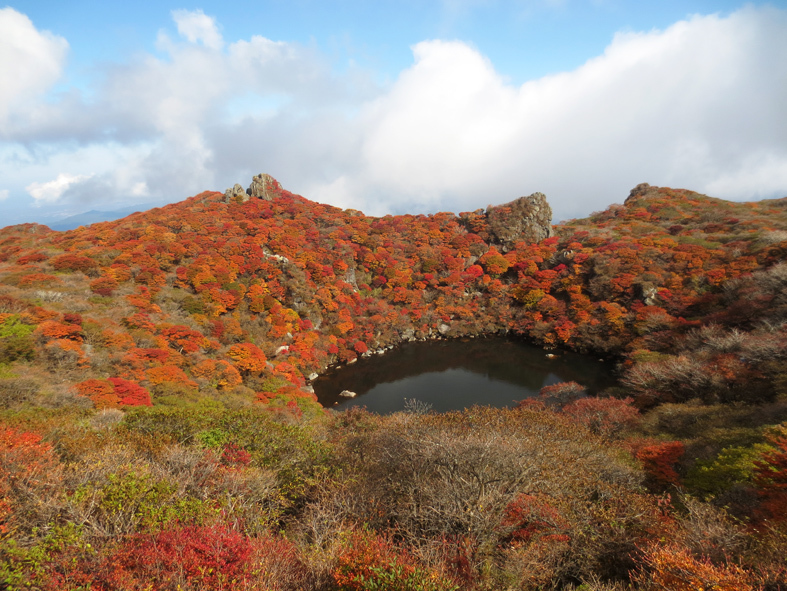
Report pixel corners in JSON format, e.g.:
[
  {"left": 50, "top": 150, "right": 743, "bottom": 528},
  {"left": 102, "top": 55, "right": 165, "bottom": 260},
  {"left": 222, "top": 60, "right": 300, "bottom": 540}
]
[
  {"left": 326, "top": 6, "right": 787, "bottom": 219},
  {"left": 2, "top": 6, "right": 786, "bottom": 224},
  {"left": 172, "top": 9, "right": 224, "bottom": 50},
  {"left": 0, "top": 189, "right": 8, "bottom": 201},
  {"left": 26, "top": 173, "right": 94, "bottom": 204},
  {"left": 0, "top": 8, "right": 68, "bottom": 128}
]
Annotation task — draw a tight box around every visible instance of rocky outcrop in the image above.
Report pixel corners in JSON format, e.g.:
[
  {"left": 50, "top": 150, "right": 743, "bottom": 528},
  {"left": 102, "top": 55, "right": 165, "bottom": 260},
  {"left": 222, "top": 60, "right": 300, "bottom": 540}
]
[
  {"left": 624, "top": 183, "right": 658, "bottom": 205},
  {"left": 247, "top": 173, "right": 280, "bottom": 200},
  {"left": 460, "top": 192, "right": 553, "bottom": 251},
  {"left": 223, "top": 183, "right": 249, "bottom": 203},
  {"left": 224, "top": 173, "right": 282, "bottom": 203}
]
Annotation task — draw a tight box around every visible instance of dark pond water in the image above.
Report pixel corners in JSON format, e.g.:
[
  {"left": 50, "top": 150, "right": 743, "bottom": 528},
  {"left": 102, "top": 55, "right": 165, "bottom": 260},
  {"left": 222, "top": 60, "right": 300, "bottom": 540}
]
[{"left": 314, "top": 337, "right": 617, "bottom": 414}]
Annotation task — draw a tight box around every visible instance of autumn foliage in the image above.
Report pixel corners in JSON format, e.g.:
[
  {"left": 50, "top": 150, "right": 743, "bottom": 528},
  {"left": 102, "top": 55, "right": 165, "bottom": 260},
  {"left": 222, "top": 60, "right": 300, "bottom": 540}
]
[{"left": 0, "top": 179, "right": 785, "bottom": 589}]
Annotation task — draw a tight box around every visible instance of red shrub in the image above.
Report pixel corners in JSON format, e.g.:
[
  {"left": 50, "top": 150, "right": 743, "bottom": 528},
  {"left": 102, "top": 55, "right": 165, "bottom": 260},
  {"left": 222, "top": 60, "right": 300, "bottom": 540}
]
[
  {"left": 101, "top": 525, "right": 254, "bottom": 590},
  {"left": 220, "top": 442, "right": 252, "bottom": 467},
  {"left": 76, "top": 378, "right": 152, "bottom": 408},
  {"left": 161, "top": 325, "right": 206, "bottom": 354},
  {"left": 561, "top": 396, "right": 641, "bottom": 438},
  {"left": 501, "top": 493, "right": 570, "bottom": 544},
  {"left": 51, "top": 254, "right": 97, "bottom": 272},
  {"left": 108, "top": 378, "right": 152, "bottom": 407},
  {"left": 75, "top": 379, "right": 119, "bottom": 409},
  {"left": 90, "top": 276, "right": 119, "bottom": 296},
  {"left": 95, "top": 526, "right": 308, "bottom": 591},
  {"left": 146, "top": 365, "right": 197, "bottom": 388},
  {"left": 632, "top": 440, "right": 686, "bottom": 486},
  {"left": 62, "top": 313, "right": 83, "bottom": 326},
  {"left": 37, "top": 320, "right": 83, "bottom": 342}
]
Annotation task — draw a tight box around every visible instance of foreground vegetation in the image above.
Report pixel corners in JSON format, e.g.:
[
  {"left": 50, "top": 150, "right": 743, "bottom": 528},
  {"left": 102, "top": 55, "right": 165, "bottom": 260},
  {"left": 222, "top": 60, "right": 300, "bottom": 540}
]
[{"left": 1, "top": 180, "right": 786, "bottom": 589}]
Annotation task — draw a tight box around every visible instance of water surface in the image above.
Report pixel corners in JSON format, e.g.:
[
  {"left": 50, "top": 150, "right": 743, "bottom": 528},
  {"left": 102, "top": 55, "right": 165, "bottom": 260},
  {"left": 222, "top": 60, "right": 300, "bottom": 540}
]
[{"left": 314, "top": 337, "right": 616, "bottom": 414}]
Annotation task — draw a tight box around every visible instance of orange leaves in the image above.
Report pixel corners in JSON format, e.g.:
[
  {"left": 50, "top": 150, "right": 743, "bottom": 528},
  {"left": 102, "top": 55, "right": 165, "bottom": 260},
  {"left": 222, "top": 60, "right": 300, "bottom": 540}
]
[
  {"left": 37, "top": 320, "right": 82, "bottom": 342},
  {"left": 90, "top": 275, "right": 118, "bottom": 296},
  {"left": 126, "top": 286, "right": 161, "bottom": 313},
  {"left": 0, "top": 424, "right": 59, "bottom": 535},
  {"left": 75, "top": 378, "right": 152, "bottom": 408},
  {"left": 630, "top": 440, "right": 686, "bottom": 486},
  {"left": 192, "top": 359, "right": 242, "bottom": 389},
  {"left": 635, "top": 544, "right": 754, "bottom": 591},
  {"left": 226, "top": 342, "right": 267, "bottom": 374},
  {"left": 334, "top": 308, "right": 355, "bottom": 336},
  {"left": 146, "top": 365, "right": 197, "bottom": 389},
  {"left": 17, "top": 273, "right": 61, "bottom": 287},
  {"left": 331, "top": 529, "right": 455, "bottom": 591},
  {"left": 51, "top": 253, "right": 97, "bottom": 273},
  {"left": 246, "top": 282, "right": 270, "bottom": 314},
  {"left": 160, "top": 325, "right": 208, "bottom": 354},
  {"left": 479, "top": 246, "right": 510, "bottom": 276},
  {"left": 122, "top": 313, "right": 155, "bottom": 332},
  {"left": 75, "top": 379, "right": 117, "bottom": 408}
]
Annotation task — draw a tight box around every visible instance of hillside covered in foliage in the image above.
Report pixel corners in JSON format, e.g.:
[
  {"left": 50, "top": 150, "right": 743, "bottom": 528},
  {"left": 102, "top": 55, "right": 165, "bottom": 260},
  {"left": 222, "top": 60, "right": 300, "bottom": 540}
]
[{"left": 1, "top": 178, "right": 786, "bottom": 590}]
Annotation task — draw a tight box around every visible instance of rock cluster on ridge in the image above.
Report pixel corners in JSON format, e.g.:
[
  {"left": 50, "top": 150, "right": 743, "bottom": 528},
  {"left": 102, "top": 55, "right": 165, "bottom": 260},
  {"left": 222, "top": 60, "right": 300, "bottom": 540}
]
[
  {"left": 460, "top": 192, "right": 553, "bottom": 251},
  {"left": 224, "top": 173, "right": 282, "bottom": 203}
]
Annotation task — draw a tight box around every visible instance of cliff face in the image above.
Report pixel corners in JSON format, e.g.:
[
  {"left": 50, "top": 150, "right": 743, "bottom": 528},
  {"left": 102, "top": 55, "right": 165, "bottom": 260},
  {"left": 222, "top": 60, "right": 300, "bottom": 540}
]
[{"left": 460, "top": 192, "right": 553, "bottom": 251}]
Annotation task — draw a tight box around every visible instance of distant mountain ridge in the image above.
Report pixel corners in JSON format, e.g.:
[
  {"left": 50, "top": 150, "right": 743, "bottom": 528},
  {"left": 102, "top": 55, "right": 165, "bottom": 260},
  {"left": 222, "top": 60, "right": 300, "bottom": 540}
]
[{"left": 47, "top": 202, "right": 168, "bottom": 231}]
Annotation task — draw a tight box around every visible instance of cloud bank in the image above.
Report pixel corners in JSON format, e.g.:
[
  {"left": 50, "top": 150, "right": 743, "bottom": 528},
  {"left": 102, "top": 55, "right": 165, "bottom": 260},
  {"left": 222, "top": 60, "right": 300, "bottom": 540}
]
[{"left": 1, "top": 6, "right": 786, "bottom": 222}]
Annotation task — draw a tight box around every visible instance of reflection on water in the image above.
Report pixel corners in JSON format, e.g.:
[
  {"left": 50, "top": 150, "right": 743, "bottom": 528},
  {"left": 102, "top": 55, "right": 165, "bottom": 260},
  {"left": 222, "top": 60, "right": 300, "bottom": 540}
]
[{"left": 314, "top": 337, "right": 617, "bottom": 414}]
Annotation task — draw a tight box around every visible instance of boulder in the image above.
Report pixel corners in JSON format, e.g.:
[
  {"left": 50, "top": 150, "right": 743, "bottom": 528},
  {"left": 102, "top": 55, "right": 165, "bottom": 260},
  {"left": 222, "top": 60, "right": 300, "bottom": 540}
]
[
  {"left": 223, "top": 183, "right": 249, "bottom": 203},
  {"left": 460, "top": 192, "right": 553, "bottom": 251},
  {"left": 247, "top": 173, "right": 281, "bottom": 201}
]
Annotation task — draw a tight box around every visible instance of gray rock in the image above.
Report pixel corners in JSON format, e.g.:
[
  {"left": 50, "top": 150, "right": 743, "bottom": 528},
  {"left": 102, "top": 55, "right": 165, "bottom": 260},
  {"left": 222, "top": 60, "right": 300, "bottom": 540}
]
[
  {"left": 438, "top": 323, "right": 451, "bottom": 336},
  {"left": 460, "top": 192, "right": 553, "bottom": 250},
  {"left": 626, "top": 183, "right": 652, "bottom": 203},
  {"left": 642, "top": 286, "right": 659, "bottom": 306},
  {"left": 247, "top": 173, "right": 281, "bottom": 201},
  {"left": 224, "top": 183, "right": 249, "bottom": 203},
  {"left": 339, "top": 390, "right": 357, "bottom": 398}
]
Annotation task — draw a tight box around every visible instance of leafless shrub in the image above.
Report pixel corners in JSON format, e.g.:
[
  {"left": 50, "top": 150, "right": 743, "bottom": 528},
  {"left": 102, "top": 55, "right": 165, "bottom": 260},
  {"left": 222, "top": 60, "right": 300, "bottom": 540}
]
[
  {"left": 675, "top": 494, "right": 748, "bottom": 564},
  {"left": 34, "top": 290, "right": 64, "bottom": 302},
  {"left": 757, "top": 230, "right": 787, "bottom": 245},
  {"left": 297, "top": 481, "right": 364, "bottom": 549},
  {"left": 622, "top": 355, "right": 714, "bottom": 402},
  {"left": 40, "top": 387, "right": 94, "bottom": 409},
  {"left": 90, "top": 408, "right": 125, "bottom": 430},
  {"left": 340, "top": 408, "right": 642, "bottom": 555},
  {"left": 403, "top": 397, "right": 432, "bottom": 414},
  {"left": 0, "top": 377, "right": 40, "bottom": 408}
]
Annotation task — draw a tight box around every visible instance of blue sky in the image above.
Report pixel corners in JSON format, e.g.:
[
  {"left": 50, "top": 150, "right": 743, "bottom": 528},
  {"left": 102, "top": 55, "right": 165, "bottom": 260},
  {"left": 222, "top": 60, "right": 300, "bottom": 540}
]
[{"left": 1, "top": 1, "right": 786, "bottom": 226}]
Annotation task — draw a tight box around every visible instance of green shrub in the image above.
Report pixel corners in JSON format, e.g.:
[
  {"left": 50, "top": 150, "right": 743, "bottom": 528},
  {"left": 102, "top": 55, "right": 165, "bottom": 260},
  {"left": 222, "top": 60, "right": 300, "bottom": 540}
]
[{"left": 685, "top": 443, "right": 773, "bottom": 496}]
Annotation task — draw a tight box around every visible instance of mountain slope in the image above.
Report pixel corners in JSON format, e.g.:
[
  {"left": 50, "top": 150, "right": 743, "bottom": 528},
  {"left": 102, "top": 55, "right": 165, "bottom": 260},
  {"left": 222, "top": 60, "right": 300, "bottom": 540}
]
[
  {"left": 2, "top": 178, "right": 787, "bottom": 590},
  {"left": 0, "top": 179, "right": 785, "bottom": 411}
]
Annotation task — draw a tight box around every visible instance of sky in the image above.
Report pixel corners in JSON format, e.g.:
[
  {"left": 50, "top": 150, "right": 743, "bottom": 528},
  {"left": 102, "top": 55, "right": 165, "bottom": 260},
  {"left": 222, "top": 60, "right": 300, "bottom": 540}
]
[{"left": 1, "top": 1, "right": 786, "bottom": 227}]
